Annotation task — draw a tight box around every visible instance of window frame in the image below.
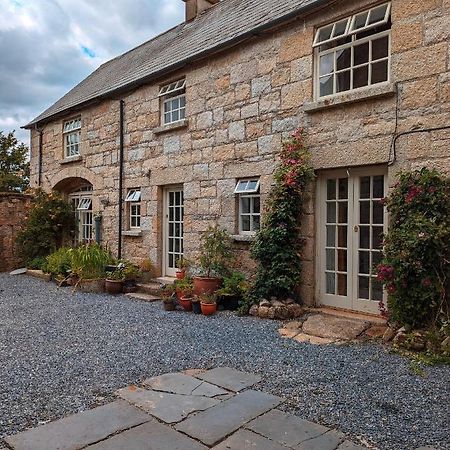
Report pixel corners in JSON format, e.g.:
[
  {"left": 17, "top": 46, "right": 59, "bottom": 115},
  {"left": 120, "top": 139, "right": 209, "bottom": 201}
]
[
  {"left": 125, "top": 189, "right": 142, "bottom": 230},
  {"left": 315, "top": 28, "right": 391, "bottom": 100},
  {"left": 234, "top": 178, "right": 261, "bottom": 195},
  {"left": 239, "top": 194, "right": 261, "bottom": 236},
  {"left": 63, "top": 117, "right": 82, "bottom": 158},
  {"left": 159, "top": 79, "right": 186, "bottom": 126}
]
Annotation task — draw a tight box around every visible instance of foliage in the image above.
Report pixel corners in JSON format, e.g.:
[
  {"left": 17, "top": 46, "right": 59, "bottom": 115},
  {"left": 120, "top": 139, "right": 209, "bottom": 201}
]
[
  {"left": 175, "top": 277, "right": 194, "bottom": 297},
  {"left": 139, "top": 258, "right": 155, "bottom": 274},
  {"left": 245, "top": 129, "right": 314, "bottom": 311},
  {"left": 376, "top": 168, "right": 450, "bottom": 329},
  {"left": 0, "top": 130, "right": 29, "bottom": 192},
  {"left": 28, "top": 256, "right": 48, "bottom": 271},
  {"left": 46, "top": 247, "right": 72, "bottom": 277},
  {"left": 70, "top": 243, "right": 115, "bottom": 279},
  {"left": 199, "top": 293, "right": 217, "bottom": 304},
  {"left": 106, "top": 268, "right": 125, "bottom": 281},
  {"left": 198, "top": 225, "right": 232, "bottom": 277},
  {"left": 17, "top": 190, "right": 76, "bottom": 263},
  {"left": 161, "top": 285, "right": 176, "bottom": 300},
  {"left": 119, "top": 260, "right": 141, "bottom": 280},
  {"left": 217, "top": 271, "right": 248, "bottom": 297},
  {"left": 176, "top": 257, "right": 190, "bottom": 271}
]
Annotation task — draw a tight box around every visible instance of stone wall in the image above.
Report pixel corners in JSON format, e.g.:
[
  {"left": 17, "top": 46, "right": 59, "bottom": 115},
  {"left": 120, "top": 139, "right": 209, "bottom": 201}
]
[
  {"left": 28, "top": 0, "right": 450, "bottom": 305},
  {"left": 0, "top": 193, "right": 32, "bottom": 272}
]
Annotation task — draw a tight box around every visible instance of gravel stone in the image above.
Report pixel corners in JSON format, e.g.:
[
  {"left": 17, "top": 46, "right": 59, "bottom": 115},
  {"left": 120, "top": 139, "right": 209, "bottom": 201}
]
[{"left": 0, "top": 274, "right": 449, "bottom": 450}]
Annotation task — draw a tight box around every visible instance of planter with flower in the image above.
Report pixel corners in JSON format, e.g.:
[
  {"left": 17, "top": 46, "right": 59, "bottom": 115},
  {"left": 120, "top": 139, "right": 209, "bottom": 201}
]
[
  {"left": 216, "top": 271, "right": 248, "bottom": 311},
  {"left": 193, "top": 225, "right": 232, "bottom": 296},
  {"left": 105, "top": 266, "right": 125, "bottom": 295},
  {"left": 175, "top": 277, "right": 194, "bottom": 311},
  {"left": 200, "top": 293, "right": 217, "bottom": 316},
  {"left": 161, "top": 286, "right": 176, "bottom": 311},
  {"left": 175, "top": 257, "right": 190, "bottom": 280}
]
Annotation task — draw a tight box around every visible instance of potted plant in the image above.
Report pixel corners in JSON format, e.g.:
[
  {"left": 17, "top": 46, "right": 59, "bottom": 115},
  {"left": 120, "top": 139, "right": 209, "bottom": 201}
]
[
  {"left": 193, "top": 225, "right": 232, "bottom": 295},
  {"left": 122, "top": 261, "right": 141, "bottom": 293},
  {"left": 139, "top": 258, "right": 155, "bottom": 283},
  {"left": 105, "top": 267, "right": 125, "bottom": 294},
  {"left": 161, "top": 286, "right": 176, "bottom": 311},
  {"left": 175, "top": 257, "right": 190, "bottom": 280},
  {"left": 179, "top": 287, "right": 194, "bottom": 312},
  {"left": 192, "top": 296, "right": 202, "bottom": 315},
  {"left": 200, "top": 293, "right": 217, "bottom": 316},
  {"left": 217, "top": 271, "right": 247, "bottom": 311}
]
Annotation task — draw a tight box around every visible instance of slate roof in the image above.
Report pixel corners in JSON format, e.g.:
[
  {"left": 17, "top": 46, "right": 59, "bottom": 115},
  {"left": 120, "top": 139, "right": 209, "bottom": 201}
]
[{"left": 25, "top": 0, "right": 327, "bottom": 128}]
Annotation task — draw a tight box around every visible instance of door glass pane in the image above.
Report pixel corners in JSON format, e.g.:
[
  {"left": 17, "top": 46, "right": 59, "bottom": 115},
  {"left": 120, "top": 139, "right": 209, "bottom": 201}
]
[
  {"left": 359, "top": 251, "right": 370, "bottom": 274},
  {"left": 360, "top": 201, "right": 370, "bottom": 224},
  {"left": 327, "top": 179, "right": 336, "bottom": 200},
  {"left": 326, "top": 273, "right": 335, "bottom": 294},
  {"left": 338, "top": 202, "right": 348, "bottom": 223},
  {"left": 326, "top": 249, "right": 336, "bottom": 271},
  {"left": 373, "top": 175, "right": 384, "bottom": 198},
  {"left": 359, "top": 276, "right": 370, "bottom": 299},
  {"left": 372, "top": 226, "right": 384, "bottom": 249},
  {"left": 327, "top": 226, "right": 336, "bottom": 247},
  {"left": 338, "top": 274, "right": 347, "bottom": 296},
  {"left": 338, "top": 226, "right": 347, "bottom": 248},
  {"left": 338, "top": 178, "right": 348, "bottom": 199},
  {"left": 360, "top": 177, "right": 371, "bottom": 198},
  {"left": 372, "top": 279, "right": 383, "bottom": 301},
  {"left": 360, "top": 226, "right": 370, "bottom": 249},
  {"left": 337, "top": 250, "right": 347, "bottom": 272},
  {"left": 327, "top": 202, "right": 336, "bottom": 223}
]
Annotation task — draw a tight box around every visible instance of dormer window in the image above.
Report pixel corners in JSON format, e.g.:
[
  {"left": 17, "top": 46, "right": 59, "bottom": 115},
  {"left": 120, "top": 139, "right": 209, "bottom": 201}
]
[
  {"left": 63, "top": 117, "right": 81, "bottom": 157},
  {"left": 159, "top": 79, "right": 186, "bottom": 125},
  {"left": 314, "top": 3, "right": 391, "bottom": 99}
]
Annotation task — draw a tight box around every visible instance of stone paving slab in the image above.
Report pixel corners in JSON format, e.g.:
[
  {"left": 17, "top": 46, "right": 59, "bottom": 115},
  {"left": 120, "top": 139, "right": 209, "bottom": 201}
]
[
  {"left": 117, "top": 386, "right": 219, "bottom": 423},
  {"left": 143, "top": 372, "right": 228, "bottom": 397},
  {"left": 87, "top": 419, "right": 208, "bottom": 450},
  {"left": 296, "top": 430, "right": 346, "bottom": 450},
  {"left": 302, "top": 315, "right": 370, "bottom": 341},
  {"left": 212, "top": 429, "right": 288, "bottom": 450},
  {"left": 175, "top": 389, "right": 283, "bottom": 446},
  {"left": 4, "top": 400, "right": 150, "bottom": 450},
  {"left": 337, "top": 441, "right": 369, "bottom": 450},
  {"left": 246, "top": 409, "right": 329, "bottom": 447},
  {"left": 196, "top": 367, "right": 261, "bottom": 392}
]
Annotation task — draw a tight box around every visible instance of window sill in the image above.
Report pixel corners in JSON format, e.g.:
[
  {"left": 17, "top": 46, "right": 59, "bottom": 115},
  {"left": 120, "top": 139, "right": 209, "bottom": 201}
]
[
  {"left": 231, "top": 234, "right": 256, "bottom": 243},
  {"left": 60, "top": 155, "right": 82, "bottom": 165},
  {"left": 122, "top": 230, "right": 143, "bottom": 237},
  {"left": 153, "top": 119, "right": 189, "bottom": 135},
  {"left": 304, "top": 83, "right": 396, "bottom": 113}
]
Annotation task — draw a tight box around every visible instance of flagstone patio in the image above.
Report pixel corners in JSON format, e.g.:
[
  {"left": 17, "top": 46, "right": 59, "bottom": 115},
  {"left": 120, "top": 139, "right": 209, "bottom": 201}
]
[{"left": 5, "top": 367, "right": 370, "bottom": 450}]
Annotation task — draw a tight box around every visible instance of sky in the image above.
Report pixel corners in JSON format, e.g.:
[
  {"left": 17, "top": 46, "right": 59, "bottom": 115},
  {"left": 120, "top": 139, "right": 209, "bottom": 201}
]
[{"left": 0, "top": 0, "right": 185, "bottom": 145}]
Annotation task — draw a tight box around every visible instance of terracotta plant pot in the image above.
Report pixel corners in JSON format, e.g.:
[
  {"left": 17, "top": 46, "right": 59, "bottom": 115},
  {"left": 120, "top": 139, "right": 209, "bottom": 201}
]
[
  {"left": 201, "top": 302, "right": 217, "bottom": 316},
  {"left": 179, "top": 296, "right": 193, "bottom": 312},
  {"left": 105, "top": 279, "right": 123, "bottom": 295},
  {"left": 176, "top": 270, "right": 186, "bottom": 280},
  {"left": 193, "top": 277, "right": 222, "bottom": 296}
]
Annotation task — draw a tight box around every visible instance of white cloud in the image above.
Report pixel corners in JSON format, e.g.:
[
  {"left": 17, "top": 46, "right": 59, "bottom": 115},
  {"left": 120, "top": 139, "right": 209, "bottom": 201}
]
[{"left": 0, "top": 0, "right": 184, "bottom": 144}]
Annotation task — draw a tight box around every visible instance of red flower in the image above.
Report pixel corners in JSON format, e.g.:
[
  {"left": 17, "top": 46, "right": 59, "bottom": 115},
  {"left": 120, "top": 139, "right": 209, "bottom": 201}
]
[
  {"left": 422, "top": 278, "right": 431, "bottom": 287},
  {"left": 387, "top": 283, "right": 396, "bottom": 294},
  {"left": 405, "top": 185, "right": 422, "bottom": 203}
]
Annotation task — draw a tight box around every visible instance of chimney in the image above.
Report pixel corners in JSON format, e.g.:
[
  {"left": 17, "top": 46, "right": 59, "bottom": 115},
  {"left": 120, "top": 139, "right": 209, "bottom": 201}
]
[{"left": 182, "top": 0, "right": 219, "bottom": 22}]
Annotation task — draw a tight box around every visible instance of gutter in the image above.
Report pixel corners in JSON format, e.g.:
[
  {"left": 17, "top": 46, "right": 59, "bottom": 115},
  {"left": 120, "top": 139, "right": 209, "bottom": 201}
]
[
  {"left": 34, "top": 124, "right": 43, "bottom": 187},
  {"left": 23, "top": 0, "right": 331, "bottom": 129},
  {"left": 117, "top": 99, "right": 125, "bottom": 260}
]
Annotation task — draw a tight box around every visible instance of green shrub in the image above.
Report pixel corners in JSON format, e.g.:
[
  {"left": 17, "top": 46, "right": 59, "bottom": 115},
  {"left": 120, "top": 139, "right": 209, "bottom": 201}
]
[
  {"left": 377, "top": 168, "right": 450, "bottom": 329},
  {"left": 245, "top": 129, "right": 314, "bottom": 311},
  {"left": 199, "top": 225, "right": 232, "bottom": 277},
  {"left": 16, "top": 189, "right": 75, "bottom": 263},
  {"left": 28, "top": 256, "right": 48, "bottom": 271},
  {"left": 69, "top": 243, "right": 115, "bottom": 279},
  {"left": 46, "top": 247, "right": 72, "bottom": 277}
]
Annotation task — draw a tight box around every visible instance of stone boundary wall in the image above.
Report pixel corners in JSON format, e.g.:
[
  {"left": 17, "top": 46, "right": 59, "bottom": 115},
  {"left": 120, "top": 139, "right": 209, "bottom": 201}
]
[{"left": 0, "top": 193, "right": 32, "bottom": 272}]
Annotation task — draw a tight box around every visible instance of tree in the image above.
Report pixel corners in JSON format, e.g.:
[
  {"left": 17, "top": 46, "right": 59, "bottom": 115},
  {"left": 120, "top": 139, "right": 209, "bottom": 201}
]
[{"left": 0, "top": 130, "right": 30, "bottom": 192}]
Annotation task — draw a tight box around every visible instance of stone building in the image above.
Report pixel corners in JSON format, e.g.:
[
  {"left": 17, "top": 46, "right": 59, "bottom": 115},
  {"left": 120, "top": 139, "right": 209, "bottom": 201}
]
[{"left": 24, "top": 0, "right": 450, "bottom": 314}]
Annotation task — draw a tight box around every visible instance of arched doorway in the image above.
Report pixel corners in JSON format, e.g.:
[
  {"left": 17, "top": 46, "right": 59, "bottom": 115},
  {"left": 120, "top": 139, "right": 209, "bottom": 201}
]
[{"left": 54, "top": 178, "right": 94, "bottom": 246}]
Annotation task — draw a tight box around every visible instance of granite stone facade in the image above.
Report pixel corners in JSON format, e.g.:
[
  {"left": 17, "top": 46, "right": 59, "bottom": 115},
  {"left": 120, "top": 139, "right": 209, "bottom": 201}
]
[{"left": 28, "top": 0, "right": 450, "bottom": 308}]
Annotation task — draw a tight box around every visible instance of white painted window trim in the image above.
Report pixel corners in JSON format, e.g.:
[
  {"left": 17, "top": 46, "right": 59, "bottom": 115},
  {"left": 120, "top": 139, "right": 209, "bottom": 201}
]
[
  {"left": 129, "top": 202, "right": 141, "bottom": 229},
  {"left": 77, "top": 197, "right": 92, "bottom": 211},
  {"left": 125, "top": 189, "right": 141, "bottom": 202},
  {"left": 63, "top": 117, "right": 81, "bottom": 158},
  {"left": 162, "top": 92, "right": 186, "bottom": 126},
  {"left": 158, "top": 79, "right": 186, "bottom": 97},
  {"left": 314, "top": 28, "right": 391, "bottom": 101},
  {"left": 234, "top": 179, "right": 260, "bottom": 195},
  {"left": 238, "top": 194, "right": 261, "bottom": 235}
]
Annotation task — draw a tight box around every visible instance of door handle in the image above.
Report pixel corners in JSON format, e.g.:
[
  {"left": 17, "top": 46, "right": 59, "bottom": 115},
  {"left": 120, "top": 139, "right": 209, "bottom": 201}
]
[{"left": 354, "top": 225, "right": 359, "bottom": 232}]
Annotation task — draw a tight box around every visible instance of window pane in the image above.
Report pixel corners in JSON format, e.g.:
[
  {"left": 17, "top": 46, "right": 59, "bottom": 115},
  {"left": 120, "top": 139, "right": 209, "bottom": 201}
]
[
  {"left": 354, "top": 12, "right": 368, "bottom": 30},
  {"left": 172, "top": 110, "right": 180, "bottom": 122},
  {"left": 354, "top": 42, "right": 369, "bottom": 65},
  {"left": 248, "top": 180, "right": 258, "bottom": 191},
  {"left": 327, "top": 202, "right": 336, "bottom": 223},
  {"left": 359, "top": 251, "right": 370, "bottom": 274},
  {"left": 318, "top": 25, "right": 333, "bottom": 43},
  {"left": 326, "top": 249, "right": 335, "bottom": 271},
  {"left": 253, "top": 197, "right": 260, "bottom": 213},
  {"left": 320, "top": 75, "right": 334, "bottom": 96},
  {"left": 180, "top": 95, "right": 186, "bottom": 107},
  {"left": 373, "top": 202, "right": 384, "bottom": 224},
  {"left": 372, "top": 36, "right": 389, "bottom": 60},
  {"left": 360, "top": 226, "right": 370, "bottom": 249},
  {"left": 180, "top": 108, "right": 186, "bottom": 120},
  {"left": 338, "top": 274, "right": 347, "bottom": 296},
  {"left": 372, "top": 226, "right": 384, "bottom": 249},
  {"left": 338, "top": 178, "right": 348, "bottom": 199},
  {"left": 253, "top": 215, "right": 261, "bottom": 231},
  {"left": 164, "top": 101, "right": 170, "bottom": 113},
  {"left": 320, "top": 53, "right": 334, "bottom": 76},
  {"left": 338, "top": 202, "right": 348, "bottom": 223},
  {"left": 241, "top": 197, "right": 251, "bottom": 214},
  {"left": 360, "top": 201, "right": 370, "bottom": 224},
  {"left": 372, "top": 60, "right": 388, "bottom": 84},
  {"left": 327, "top": 226, "right": 336, "bottom": 247},
  {"left": 333, "top": 19, "right": 348, "bottom": 37},
  {"left": 336, "top": 71, "right": 351, "bottom": 93},
  {"left": 326, "top": 273, "right": 335, "bottom": 294},
  {"left": 372, "top": 278, "right": 383, "bottom": 301},
  {"left": 338, "top": 250, "right": 347, "bottom": 272},
  {"left": 360, "top": 177, "right": 371, "bottom": 198},
  {"left": 372, "top": 251, "right": 382, "bottom": 269},
  {"left": 327, "top": 179, "right": 336, "bottom": 200},
  {"left": 338, "top": 226, "right": 347, "bottom": 248},
  {"left": 354, "top": 65, "right": 369, "bottom": 88},
  {"left": 336, "top": 48, "right": 351, "bottom": 70},
  {"left": 241, "top": 216, "right": 251, "bottom": 232},
  {"left": 359, "top": 276, "right": 370, "bottom": 299},
  {"left": 373, "top": 176, "right": 384, "bottom": 198},
  {"left": 368, "top": 4, "right": 388, "bottom": 25}
]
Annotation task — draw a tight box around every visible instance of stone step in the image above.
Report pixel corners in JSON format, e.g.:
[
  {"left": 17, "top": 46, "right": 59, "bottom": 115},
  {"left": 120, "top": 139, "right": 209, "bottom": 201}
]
[
  {"left": 136, "top": 282, "right": 163, "bottom": 296},
  {"left": 174, "top": 389, "right": 282, "bottom": 446},
  {"left": 154, "top": 276, "right": 176, "bottom": 285},
  {"left": 4, "top": 400, "right": 150, "bottom": 450},
  {"left": 125, "top": 292, "right": 162, "bottom": 302}
]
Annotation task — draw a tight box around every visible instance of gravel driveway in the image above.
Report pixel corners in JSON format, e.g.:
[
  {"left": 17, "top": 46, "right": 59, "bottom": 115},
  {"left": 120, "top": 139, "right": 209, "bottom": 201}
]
[{"left": 0, "top": 274, "right": 448, "bottom": 450}]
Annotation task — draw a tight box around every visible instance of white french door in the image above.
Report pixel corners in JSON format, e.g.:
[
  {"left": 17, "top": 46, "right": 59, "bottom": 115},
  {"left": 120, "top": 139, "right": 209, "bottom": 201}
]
[
  {"left": 317, "top": 168, "right": 387, "bottom": 314},
  {"left": 164, "top": 188, "right": 184, "bottom": 277}
]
